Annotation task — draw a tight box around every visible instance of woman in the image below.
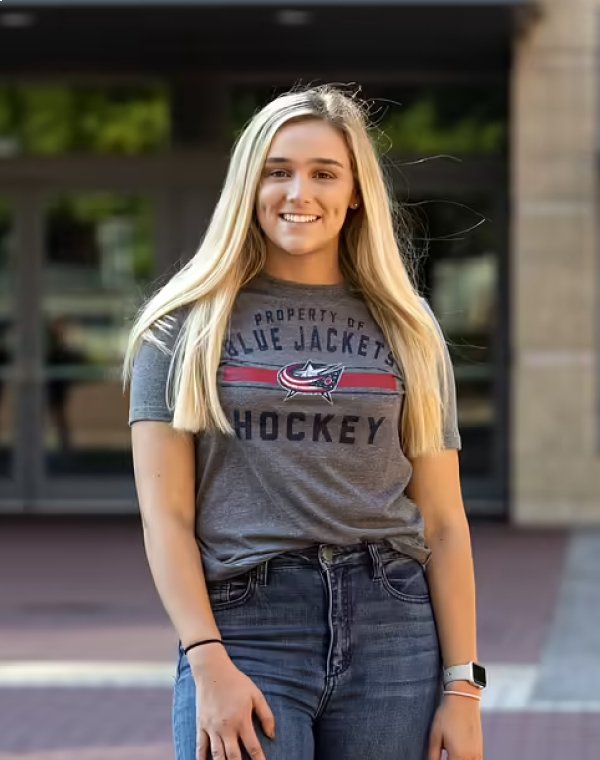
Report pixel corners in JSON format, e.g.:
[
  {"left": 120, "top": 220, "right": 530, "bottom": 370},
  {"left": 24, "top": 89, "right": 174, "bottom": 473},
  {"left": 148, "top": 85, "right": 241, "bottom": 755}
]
[{"left": 123, "top": 85, "right": 485, "bottom": 760}]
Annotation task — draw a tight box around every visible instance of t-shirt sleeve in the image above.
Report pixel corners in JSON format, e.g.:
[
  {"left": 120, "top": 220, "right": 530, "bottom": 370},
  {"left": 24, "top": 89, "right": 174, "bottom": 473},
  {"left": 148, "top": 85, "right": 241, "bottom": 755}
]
[
  {"left": 420, "top": 297, "right": 462, "bottom": 451},
  {"left": 127, "top": 311, "right": 184, "bottom": 427}
]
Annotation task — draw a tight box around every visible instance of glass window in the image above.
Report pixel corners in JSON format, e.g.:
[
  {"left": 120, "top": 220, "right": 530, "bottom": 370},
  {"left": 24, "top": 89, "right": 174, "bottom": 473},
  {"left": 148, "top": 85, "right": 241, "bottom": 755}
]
[
  {"left": 410, "top": 194, "right": 500, "bottom": 478},
  {"left": 375, "top": 84, "right": 507, "bottom": 156},
  {"left": 0, "top": 83, "right": 170, "bottom": 158},
  {"left": 229, "top": 83, "right": 507, "bottom": 156},
  {"left": 0, "top": 198, "right": 16, "bottom": 478},
  {"left": 41, "top": 193, "right": 155, "bottom": 476}
]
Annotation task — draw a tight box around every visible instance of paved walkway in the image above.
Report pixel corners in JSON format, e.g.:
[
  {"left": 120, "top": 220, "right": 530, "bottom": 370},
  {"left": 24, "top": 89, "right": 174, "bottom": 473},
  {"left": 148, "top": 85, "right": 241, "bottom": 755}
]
[{"left": 1, "top": 516, "right": 599, "bottom": 759}]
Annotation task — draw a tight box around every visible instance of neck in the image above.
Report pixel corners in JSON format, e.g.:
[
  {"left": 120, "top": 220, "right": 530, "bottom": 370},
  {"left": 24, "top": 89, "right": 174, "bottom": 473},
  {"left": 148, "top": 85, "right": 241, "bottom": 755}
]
[{"left": 263, "top": 247, "right": 343, "bottom": 286}]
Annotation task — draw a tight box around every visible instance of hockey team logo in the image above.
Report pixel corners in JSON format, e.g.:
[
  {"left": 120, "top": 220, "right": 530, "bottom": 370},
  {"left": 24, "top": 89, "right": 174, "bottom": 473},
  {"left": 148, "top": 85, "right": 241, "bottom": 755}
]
[{"left": 277, "top": 360, "right": 345, "bottom": 404}]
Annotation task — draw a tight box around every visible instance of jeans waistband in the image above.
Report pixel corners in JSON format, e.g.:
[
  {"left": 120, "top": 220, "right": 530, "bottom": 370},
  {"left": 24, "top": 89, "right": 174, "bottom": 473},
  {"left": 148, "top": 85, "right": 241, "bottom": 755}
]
[{"left": 254, "top": 540, "right": 408, "bottom": 586}]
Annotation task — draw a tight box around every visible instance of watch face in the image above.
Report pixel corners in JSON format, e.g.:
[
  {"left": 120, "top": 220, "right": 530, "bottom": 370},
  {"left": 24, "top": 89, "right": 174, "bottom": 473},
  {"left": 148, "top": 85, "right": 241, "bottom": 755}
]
[{"left": 472, "top": 663, "right": 487, "bottom": 688}]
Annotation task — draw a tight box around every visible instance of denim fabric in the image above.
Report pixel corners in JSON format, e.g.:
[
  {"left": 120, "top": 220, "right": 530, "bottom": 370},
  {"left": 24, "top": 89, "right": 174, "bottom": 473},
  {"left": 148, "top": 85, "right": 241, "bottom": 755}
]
[{"left": 172, "top": 541, "right": 443, "bottom": 760}]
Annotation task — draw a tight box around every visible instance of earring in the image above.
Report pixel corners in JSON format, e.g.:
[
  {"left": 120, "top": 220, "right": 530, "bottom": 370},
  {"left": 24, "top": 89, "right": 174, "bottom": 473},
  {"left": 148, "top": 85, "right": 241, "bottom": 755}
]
[{"left": 351, "top": 202, "right": 359, "bottom": 209}]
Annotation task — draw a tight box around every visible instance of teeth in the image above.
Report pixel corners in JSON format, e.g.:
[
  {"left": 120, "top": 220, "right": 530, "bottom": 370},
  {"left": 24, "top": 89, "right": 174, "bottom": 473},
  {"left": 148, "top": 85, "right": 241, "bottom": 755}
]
[{"left": 282, "top": 214, "right": 319, "bottom": 223}]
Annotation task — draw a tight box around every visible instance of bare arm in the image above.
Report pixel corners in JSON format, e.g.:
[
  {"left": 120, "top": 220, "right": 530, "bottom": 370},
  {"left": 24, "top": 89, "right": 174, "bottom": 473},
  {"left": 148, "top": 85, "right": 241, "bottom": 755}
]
[
  {"left": 405, "top": 449, "right": 479, "bottom": 693},
  {"left": 131, "top": 420, "right": 275, "bottom": 759},
  {"left": 407, "top": 449, "right": 484, "bottom": 759},
  {"left": 131, "top": 420, "right": 225, "bottom": 669}
]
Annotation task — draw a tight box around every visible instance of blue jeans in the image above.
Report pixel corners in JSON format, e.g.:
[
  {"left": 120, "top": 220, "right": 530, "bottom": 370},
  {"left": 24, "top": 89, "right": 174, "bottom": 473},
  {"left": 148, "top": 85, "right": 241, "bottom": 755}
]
[{"left": 173, "top": 541, "right": 443, "bottom": 759}]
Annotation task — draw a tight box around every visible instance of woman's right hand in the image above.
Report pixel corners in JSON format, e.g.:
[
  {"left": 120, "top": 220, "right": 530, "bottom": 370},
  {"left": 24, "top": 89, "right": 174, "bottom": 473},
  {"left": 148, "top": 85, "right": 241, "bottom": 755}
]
[{"left": 190, "top": 645, "right": 276, "bottom": 760}]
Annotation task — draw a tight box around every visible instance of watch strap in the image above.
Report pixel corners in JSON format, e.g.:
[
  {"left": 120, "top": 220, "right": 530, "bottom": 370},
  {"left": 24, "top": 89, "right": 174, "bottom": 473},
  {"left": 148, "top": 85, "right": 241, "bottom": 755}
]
[{"left": 443, "top": 662, "right": 485, "bottom": 689}]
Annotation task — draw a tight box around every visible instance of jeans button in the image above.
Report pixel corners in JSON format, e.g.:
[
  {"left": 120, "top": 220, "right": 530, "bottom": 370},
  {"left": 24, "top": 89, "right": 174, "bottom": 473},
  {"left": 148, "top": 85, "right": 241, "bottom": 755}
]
[{"left": 322, "top": 545, "right": 334, "bottom": 562}]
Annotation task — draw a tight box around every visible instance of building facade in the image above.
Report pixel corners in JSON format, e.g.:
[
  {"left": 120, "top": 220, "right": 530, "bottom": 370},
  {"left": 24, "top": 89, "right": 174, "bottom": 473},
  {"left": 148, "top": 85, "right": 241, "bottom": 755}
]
[{"left": 0, "top": 0, "right": 597, "bottom": 526}]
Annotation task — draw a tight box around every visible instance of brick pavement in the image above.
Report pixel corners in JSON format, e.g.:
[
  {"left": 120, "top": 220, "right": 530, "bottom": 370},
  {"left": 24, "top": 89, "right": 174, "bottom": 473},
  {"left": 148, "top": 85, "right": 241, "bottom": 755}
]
[
  {"left": 0, "top": 516, "right": 597, "bottom": 759},
  {"left": 1, "top": 694, "right": 599, "bottom": 760},
  {"left": 0, "top": 748, "right": 172, "bottom": 760},
  {"left": 0, "top": 517, "right": 568, "bottom": 664},
  {"left": 0, "top": 688, "right": 172, "bottom": 754}
]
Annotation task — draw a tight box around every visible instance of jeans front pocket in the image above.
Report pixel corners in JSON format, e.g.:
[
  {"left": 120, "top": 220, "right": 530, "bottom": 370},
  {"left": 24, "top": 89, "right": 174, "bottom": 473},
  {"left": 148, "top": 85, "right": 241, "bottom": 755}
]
[
  {"left": 379, "top": 553, "right": 431, "bottom": 604},
  {"left": 207, "top": 569, "right": 257, "bottom": 611}
]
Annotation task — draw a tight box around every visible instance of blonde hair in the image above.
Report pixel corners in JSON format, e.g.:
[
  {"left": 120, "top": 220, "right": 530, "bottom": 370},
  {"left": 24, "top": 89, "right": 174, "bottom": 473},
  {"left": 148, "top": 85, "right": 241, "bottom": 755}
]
[{"left": 122, "top": 85, "right": 451, "bottom": 457}]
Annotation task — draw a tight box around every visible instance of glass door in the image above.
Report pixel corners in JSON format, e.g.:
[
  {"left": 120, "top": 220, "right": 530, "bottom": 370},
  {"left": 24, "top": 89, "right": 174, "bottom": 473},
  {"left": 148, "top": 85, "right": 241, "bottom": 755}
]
[
  {"left": 34, "top": 190, "right": 159, "bottom": 510},
  {"left": 0, "top": 152, "right": 217, "bottom": 513},
  {"left": 0, "top": 183, "right": 171, "bottom": 513},
  {"left": 411, "top": 192, "right": 509, "bottom": 515},
  {"left": 0, "top": 196, "right": 18, "bottom": 510}
]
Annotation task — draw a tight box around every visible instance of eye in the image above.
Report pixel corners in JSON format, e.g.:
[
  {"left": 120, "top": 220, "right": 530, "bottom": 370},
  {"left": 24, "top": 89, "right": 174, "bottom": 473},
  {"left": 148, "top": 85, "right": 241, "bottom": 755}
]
[
  {"left": 315, "top": 171, "right": 335, "bottom": 180},
  {"left": 268, "top": 169, "right": 289, "bottom": 178}
]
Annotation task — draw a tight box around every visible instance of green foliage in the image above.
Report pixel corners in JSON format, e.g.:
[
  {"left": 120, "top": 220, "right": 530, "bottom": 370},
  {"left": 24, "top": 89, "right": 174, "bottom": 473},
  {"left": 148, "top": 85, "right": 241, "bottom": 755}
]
[
  {"left": 0, "top": 83, "right": 505, "bottom": 157},
  {"left": 229, "top": 89, "right": 506, "bottom": 156},
  {"left": 48, "top": 194, "right": 154, "bottom": 281},
  {"left": 231, "top": 92, "right": 262, "bottom": 140},
  {"left": 0, "top": 84, "right": 170, "bottom": 155},
  {"left": 376, "top": 97, "right": 505, "bottom": 155}
]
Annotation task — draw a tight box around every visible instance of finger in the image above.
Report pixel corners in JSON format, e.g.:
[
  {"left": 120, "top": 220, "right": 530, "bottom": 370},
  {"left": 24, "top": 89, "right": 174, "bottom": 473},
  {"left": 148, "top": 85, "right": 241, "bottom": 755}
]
[
  {"left": 427, "top": 727, "right": 442, "bottom": 760},
  {"left": 252, "top": 690, "right": 275, "bottom": 739},
  {"left": 221, "top": 735, "right": 243, "bottom": 760},
  {"left": 196, "top": 728, "right": 209, "bottom": 760},
  {"left": 208, "top": 732, "right": 226, "bottom": 760},
  {"left": 239, "top": 720, "right": 268, "bottom": 760}
]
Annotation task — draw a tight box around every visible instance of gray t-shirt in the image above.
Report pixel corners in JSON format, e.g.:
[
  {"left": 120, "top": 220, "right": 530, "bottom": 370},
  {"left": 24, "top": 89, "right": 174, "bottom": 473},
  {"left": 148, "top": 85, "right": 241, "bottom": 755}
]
[{"left": 128, "top": 271, "right": 461, "bottom": 581}]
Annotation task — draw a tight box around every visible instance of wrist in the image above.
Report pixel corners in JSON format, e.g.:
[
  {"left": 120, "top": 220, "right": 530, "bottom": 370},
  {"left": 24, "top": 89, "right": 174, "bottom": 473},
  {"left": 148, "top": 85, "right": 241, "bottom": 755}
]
[
  {"left": 186, "top": 640, "right": 230, "bottom": 674},
  {"left": 443, "top": 692, "right": 482, "bottom": 708},
  {"left": 443, "top": 661, "right": 487, "bottom": 691},
  {"left": 444, "top": 679, "right": 482, "bottom": 696}
]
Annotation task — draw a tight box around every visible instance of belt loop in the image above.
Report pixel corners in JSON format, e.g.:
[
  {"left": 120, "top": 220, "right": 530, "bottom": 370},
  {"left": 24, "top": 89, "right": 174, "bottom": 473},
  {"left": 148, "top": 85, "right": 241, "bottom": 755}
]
[
  {"left": 367, "top": 543, "right": 382, "bottom": 580},
  {"left": 257, "top": 559, "right": 269, "bottom": 587}
]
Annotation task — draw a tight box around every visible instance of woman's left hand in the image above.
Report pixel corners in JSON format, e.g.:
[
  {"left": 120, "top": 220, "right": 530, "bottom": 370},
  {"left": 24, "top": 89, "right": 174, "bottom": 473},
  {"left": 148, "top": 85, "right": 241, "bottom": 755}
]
[{"left": 427, "top": 694, "right": 484, "bottom": 760}]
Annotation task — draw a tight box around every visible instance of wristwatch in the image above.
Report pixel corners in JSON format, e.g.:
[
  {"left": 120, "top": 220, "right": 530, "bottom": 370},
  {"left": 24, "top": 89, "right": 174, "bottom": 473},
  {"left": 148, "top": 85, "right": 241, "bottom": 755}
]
[{"left": 443, "top": 662, "right": 487, "bottom": 690}]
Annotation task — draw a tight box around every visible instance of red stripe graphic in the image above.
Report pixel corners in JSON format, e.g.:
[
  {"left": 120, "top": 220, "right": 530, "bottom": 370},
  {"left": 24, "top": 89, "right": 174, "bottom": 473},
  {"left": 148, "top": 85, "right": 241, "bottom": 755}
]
[{"left": 222, "top": 366, "right": 397, "bottom": 391}]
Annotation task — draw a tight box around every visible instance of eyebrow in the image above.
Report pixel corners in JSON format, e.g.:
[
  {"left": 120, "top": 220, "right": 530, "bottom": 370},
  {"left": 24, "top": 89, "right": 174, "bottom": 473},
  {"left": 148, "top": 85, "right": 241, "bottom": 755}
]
[{"left": 265, "top": 157, "right": 345, "bottom": 169}]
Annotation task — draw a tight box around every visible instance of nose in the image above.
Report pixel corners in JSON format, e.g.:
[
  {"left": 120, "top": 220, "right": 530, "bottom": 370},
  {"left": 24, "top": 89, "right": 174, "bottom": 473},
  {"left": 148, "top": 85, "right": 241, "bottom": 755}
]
[{"left": 286, "top": 173, "right": 311, "bottom": 204}]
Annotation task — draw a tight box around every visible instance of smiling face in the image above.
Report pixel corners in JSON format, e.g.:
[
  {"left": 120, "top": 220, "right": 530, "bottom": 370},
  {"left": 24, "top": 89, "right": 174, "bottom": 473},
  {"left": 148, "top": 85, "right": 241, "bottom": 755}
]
[{"left": 256, "top": 118, "right": 359, "bottom": 276}]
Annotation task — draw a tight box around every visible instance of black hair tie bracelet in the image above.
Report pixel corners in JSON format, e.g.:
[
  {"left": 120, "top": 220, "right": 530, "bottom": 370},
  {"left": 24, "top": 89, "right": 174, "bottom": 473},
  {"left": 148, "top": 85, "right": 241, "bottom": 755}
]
[{"left": 183, "top": 639, "right": 225, "bottom": 655}]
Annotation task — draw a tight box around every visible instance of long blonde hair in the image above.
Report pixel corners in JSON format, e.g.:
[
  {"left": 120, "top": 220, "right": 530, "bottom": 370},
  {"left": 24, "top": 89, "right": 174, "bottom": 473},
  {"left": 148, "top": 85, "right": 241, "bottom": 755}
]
[{"left": 122, "top": 85, "right": 450, "bottom": 457}]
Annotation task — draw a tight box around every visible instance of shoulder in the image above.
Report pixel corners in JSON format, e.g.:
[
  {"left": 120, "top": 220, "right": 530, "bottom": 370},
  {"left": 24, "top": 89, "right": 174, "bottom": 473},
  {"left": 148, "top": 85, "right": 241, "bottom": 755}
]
[
  {"left": 142, "top": 304, "right": 191, "bottom": 355},
  {"left": 418, "top": 296, "right": 445, "bottom": 335},
  {"left": 418, "top": 295, "right": 434, "bottom": 315}
]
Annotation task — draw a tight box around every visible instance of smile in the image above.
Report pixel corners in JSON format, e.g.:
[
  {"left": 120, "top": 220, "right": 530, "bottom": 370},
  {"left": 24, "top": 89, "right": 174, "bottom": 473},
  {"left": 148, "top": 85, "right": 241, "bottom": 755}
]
[{"left": 279, "top": 213, "right": 320, "bottom": 224}]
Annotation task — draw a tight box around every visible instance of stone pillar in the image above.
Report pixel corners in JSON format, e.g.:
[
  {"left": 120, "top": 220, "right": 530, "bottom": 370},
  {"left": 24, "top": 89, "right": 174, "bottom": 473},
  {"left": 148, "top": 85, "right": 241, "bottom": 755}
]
[{"left": 511, "top": 0, "right": 600, "bottom": 523}]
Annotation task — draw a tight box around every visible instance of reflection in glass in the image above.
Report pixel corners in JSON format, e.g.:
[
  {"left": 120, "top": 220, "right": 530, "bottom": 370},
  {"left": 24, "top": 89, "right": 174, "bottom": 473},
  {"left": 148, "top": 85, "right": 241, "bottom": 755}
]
[
  {"left": 433, "top": 253, "right": 497, "bottom": 430},
  {"left": 230, "top": 84, "right": 507, "bottom": 155},
  {"left": 0, "top": 199, "right": 15, "bottom": 478},
  {"left": 412, "top": 196, "right": 499, "bottom": 477},
  {"left": 45, "top": 316, "right": 89, "bottom": 453},
  {"left": 43, "top": 194, "right": 154, "bottom": 476},
  {"left": 0, "top": 83, "right": 169, "bottom": 158},
  {"left": 375, "top": 84, "right": 507, "bottom": 156}
]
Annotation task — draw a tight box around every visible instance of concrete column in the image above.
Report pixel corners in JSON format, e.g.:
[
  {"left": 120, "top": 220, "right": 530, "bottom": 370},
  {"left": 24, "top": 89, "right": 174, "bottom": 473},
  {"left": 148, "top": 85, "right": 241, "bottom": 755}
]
[{"left": 511, "top": 0, "right": 600, "bottom": 523}]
